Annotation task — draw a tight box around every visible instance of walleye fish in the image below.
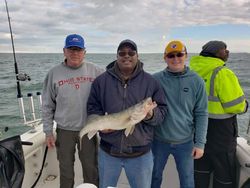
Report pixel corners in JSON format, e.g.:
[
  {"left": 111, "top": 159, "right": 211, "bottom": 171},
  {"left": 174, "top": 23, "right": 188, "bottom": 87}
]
[{"left": 79, "top": 97, "right": 157, "bottom": 140}]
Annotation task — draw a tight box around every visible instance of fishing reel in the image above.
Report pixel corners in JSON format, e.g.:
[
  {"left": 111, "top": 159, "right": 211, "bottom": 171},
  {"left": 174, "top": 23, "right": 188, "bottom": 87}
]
[{"left": 17, "top": 73, "right": 31, "bottom": 81}]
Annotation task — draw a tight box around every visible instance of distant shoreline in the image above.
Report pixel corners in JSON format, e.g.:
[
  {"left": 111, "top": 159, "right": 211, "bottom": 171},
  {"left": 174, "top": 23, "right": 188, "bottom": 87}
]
[{"left": 0, "top": 52, "right": 249, "bottom": 54}]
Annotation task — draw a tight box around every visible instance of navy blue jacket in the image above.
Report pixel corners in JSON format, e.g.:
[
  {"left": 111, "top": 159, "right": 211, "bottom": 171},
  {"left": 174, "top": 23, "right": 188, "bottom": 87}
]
[{"left": 87, "top": 61, "right": 167, "bottom": 157}]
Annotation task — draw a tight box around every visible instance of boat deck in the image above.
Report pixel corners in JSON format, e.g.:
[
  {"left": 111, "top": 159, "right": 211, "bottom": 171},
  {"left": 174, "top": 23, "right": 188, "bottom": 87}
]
[
  {"left": 21, "top": 127, "right": 179, "bottom": 188},
  {"left": 35, "top": 154, "right": 179, "bottom": 188},
  {"left": 37, "top": 170, "right": 130, "bottom": 188},
  {"left": 22, "top": 126, "right": 250, "bottom": 188}
]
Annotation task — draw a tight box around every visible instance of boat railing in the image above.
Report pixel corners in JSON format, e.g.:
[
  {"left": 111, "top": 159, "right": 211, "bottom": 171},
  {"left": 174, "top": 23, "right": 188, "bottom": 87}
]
[{"left": 246, "top": 115, "right": 250, "bottom": 145}]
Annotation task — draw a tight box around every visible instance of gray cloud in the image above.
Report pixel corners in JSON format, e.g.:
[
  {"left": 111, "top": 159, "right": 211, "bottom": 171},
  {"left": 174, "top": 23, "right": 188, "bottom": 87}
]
[{"left": 0, "top": 0, "right": 249, "bottom": 53}]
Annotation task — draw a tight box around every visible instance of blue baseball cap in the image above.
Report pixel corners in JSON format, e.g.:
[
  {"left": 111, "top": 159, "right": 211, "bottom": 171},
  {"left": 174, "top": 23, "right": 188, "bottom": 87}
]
[{"left": 64, "top": 34, "right": 85, "bottom": 49}]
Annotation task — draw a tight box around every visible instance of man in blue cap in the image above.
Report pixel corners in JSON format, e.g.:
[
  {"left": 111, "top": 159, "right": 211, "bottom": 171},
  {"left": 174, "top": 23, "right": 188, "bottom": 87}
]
[{"left": 42, "top": 34, "right": 103, "bottom": 188}]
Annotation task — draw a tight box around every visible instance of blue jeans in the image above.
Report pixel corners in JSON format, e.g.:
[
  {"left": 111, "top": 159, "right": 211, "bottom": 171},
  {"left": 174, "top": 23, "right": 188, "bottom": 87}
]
[
  {"left": 98, "top": 148, "right": 153, "bottom": 188},
  {"left": 151, "top": 139, "right": 194, "bottom": 188}
]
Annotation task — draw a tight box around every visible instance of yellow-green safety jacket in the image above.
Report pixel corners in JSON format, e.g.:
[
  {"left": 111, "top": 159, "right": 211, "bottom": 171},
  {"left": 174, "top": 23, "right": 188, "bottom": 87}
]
[{"left": 190, "top": 56, "right": 246, "bottom": 119}]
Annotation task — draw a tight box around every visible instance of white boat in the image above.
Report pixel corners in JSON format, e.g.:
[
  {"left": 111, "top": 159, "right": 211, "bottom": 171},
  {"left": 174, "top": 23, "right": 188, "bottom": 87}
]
[
  {"left": 13, "top": 78, "right": 249, "bottom": 188},
  {"left": 14, "top": 119, "right": 250, "bottom": 188},
  {"left": 20, "top": 123, "right": 180, "bottom": 188},
  {"left": 1, "top": 88, "right": 250, "bottom": 188},
  {"left": 1, "top": 1, "right": 250, "bottom": 187}
]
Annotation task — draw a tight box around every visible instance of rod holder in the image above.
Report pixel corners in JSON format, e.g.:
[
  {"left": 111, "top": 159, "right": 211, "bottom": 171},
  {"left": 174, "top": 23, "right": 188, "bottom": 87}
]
[
  {"left": 27, "top": 93, "right": 36, "bottom": 121},
  {"left": 36, "top": 91, "right": 42, "bottom": 110},
  {"left": 247, "top": 117, "right": 250, "bottom": 145},
  {"left": 18, "top": 96, "right": 26, "bottom": 123}
]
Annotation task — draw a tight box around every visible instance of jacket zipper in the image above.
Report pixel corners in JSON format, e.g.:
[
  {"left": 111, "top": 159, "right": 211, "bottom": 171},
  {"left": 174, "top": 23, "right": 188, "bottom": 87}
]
[{"left": 120, "top": 82, "right": 128, "bottom": 154}]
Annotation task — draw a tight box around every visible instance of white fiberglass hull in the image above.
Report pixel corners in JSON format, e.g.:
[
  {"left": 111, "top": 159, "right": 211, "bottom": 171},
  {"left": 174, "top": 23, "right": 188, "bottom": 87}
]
[{"left": 21, "top": 124, "right": 250, "bottom": 188}]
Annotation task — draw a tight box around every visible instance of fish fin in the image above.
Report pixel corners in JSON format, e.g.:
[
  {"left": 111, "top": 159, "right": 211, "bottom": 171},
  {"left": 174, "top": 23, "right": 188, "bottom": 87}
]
[
  {"left": 87, "top": 130, "right": 98, "bottom": 139},
  {"left": 79, "top": 137, "right": 82, "bottom": 151},
  {"left": 124, "top": 125, "right": 135, "bottom": 137},
  {"left": 130, "top": 109, "right": 146, "bottom": 124},
  {"left": 129, "top": 125, "right": 135, "bottom": 135},
  {"left": 79, "top": 131, "right": 84, "bottom": 151}
]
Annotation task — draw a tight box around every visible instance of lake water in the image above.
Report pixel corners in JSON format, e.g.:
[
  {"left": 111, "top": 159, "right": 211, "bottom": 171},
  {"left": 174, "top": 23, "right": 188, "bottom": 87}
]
[{"left": 0, "top": 53, "right": 250, "bottom": 140}]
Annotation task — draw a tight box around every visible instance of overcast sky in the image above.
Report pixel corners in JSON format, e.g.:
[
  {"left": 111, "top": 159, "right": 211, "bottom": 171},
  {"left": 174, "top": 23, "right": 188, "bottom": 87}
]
[{"left": 0, "top": 0, "right": 250, "bottom": 53}]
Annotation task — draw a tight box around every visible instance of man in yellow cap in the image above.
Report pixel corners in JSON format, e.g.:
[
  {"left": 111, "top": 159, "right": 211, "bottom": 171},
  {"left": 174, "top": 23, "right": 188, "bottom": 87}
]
[{"left": 151, "top": 40, "right": 208, "bottom": 188}]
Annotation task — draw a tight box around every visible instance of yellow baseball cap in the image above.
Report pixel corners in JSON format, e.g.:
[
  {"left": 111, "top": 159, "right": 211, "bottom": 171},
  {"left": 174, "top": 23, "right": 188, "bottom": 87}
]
[{"left": 165, "top": 40, "right": 186, "bottom": 54}]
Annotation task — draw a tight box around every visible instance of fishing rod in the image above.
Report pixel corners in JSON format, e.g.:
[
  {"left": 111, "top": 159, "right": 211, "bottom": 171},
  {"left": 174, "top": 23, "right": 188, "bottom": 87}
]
[
  {"left": 4, "top": 0, "right": 34, "bottom": 124},
  {"left": 4, "top": 0, "right": 31, "bottom": 96},
  {"left": 3, "top": 3, "right": 47, "bottom": 187}
]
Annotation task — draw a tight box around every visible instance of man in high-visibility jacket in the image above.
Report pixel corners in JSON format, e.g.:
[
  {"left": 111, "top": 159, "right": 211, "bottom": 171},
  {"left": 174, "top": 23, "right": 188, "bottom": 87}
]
[{"left": 190, "top": 40, "right": 248, "bottom": 188}]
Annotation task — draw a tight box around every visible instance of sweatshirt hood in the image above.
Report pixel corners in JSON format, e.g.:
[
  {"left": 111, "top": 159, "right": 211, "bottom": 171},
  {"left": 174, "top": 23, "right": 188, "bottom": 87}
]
[{"left": 190, "top": 56, "right": 225, "bottom": 78}]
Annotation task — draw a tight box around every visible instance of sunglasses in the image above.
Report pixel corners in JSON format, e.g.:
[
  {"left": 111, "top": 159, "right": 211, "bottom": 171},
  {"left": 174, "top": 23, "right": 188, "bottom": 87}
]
[
  {"left": 167, "top": 52, "right": 185, "bottom": 59},
  {"left": 118, "top": 51, "right": 136, "bottom": 57}
]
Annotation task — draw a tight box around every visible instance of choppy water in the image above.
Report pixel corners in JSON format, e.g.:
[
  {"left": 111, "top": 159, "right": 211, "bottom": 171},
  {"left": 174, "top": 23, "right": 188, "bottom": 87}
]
[{"left": 0, "top": 53, "right": 250, "bottom": 140}]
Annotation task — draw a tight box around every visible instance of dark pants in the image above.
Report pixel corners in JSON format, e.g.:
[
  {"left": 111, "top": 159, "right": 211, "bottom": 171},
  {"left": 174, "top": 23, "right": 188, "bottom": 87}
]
[
  {"left": 56, "top": 128, "right": 99, "bottom": 188},
  {"left": 194, "top": 151, "right": 236, "bottom": 188}
]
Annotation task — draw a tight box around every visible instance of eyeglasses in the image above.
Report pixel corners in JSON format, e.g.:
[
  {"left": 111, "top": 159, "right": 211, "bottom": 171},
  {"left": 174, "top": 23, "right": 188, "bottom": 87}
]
[
  {"left": 118, "top": 51, "right": 136, "bottom": 57},
  {"left": 167, "top": 52, "right": 185, "bottom": 59}
]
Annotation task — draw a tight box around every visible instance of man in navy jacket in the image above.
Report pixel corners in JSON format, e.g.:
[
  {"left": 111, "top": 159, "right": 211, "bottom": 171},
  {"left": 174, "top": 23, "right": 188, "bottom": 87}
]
[{"left": 87, "top": 39, "right": 167, "bottom": 188}]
